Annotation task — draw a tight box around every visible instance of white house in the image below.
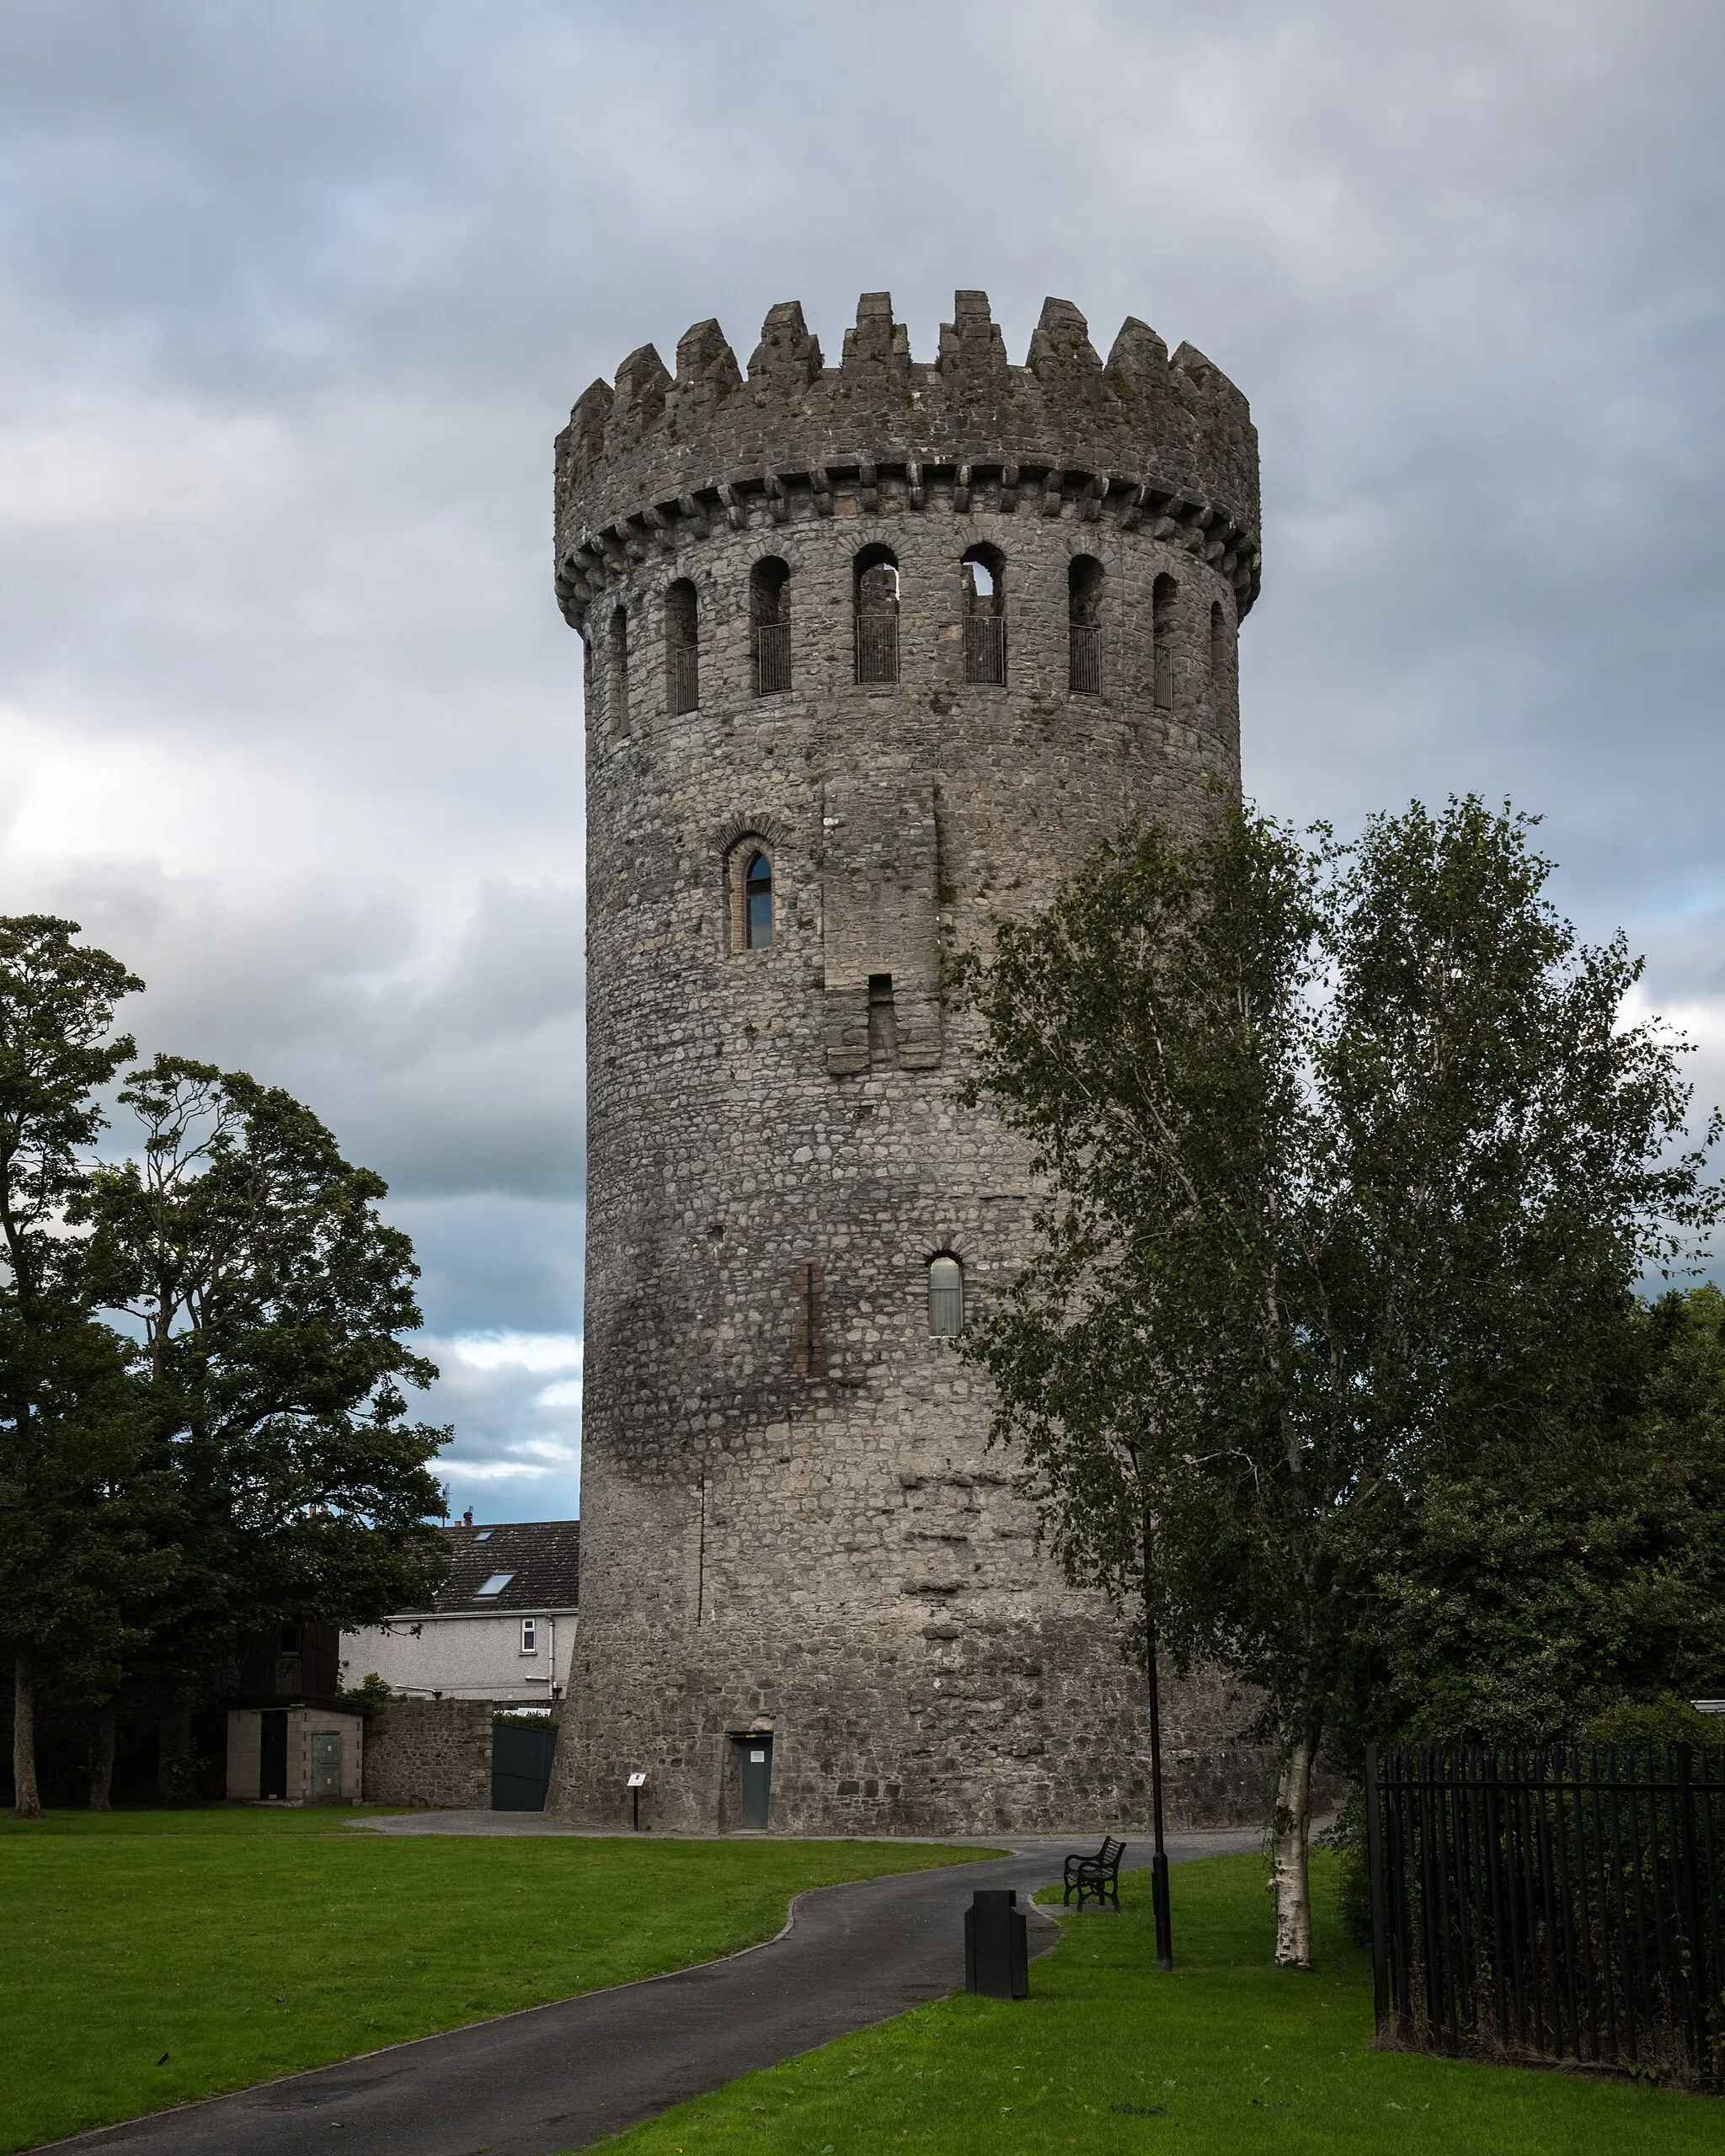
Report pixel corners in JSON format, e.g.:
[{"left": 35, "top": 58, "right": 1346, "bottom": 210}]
[{"left": 340, "top": 1519, "right": 579, "bottom": 1705}]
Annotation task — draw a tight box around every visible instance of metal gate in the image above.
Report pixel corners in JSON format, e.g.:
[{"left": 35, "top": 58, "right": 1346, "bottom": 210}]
[{"left": 491, "top": 1719, "right": 558, "bottom": 1811}]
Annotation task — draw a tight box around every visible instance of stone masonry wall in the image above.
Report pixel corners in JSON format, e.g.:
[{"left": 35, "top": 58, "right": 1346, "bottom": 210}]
[
  {"left": 552, "top": 291, "right": 1269, "bottom": 1836},
  {"left": 362, "top": 1698, "right": 494, "bottom": 1809}
]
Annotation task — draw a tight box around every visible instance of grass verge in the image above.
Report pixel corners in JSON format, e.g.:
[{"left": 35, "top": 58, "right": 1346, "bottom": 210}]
[
  {"left": 595, "top": 1849, "right": 1720, "bottom": 2155},
  {"left": 0, "top": 1806, "right": 997, "bottom": 2152}
]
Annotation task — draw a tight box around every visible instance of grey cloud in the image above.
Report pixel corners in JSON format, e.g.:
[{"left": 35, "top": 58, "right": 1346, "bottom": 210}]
[{"left": 3, "top": 0, "right": 1722, "bottom": 1516}]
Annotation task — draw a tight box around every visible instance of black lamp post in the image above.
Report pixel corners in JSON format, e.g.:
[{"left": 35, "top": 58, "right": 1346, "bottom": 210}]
[{"left": 1142, "top": 1514, "right": 1173, "bottom": 1971}]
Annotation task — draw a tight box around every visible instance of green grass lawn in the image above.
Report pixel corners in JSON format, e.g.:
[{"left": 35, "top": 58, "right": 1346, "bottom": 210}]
[
  {"left": 0, "top": 1806, "right": 998, "bottom": 2153},
  {"left": 597, "top": 1850, "right": 1722, "bottom": 2156}
]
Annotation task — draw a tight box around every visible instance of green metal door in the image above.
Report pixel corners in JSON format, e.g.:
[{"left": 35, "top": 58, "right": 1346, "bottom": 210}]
[
  {"left": 310, "top": 1731, "right": 342, "bottom": 1801},
  {"left": 740, "top": 1737, "right": 772, "bottom": 1828}
]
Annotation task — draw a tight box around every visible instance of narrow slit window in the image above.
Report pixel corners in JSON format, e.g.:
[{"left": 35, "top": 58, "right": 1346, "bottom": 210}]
[
  {"left": 854, "top": 546, "right": 900, "bottom": 684},
  {"left": 521, "top": 1618, "right": 537, "bottom": 1654},
  {"left": 798, "top": 1257, "right": 823, "bottom": 1380},
  {"left": 868, "top": 972, "right": 898, "bottom": 1070},
  {"left": 745, "top": 851, "right": 773, "bottom": 948},
  {"left": 665, "top": 579, "right": 699, "bottom": 715},
  {"left": 750, "top": 558, "right": 792, "bottom": 696},
  {"left": 928, "top": 1255, "right": 964, "bottom": 1336},
  {"left": 1069, "top": 556, "right": 1104, "bottom": 694},
  {"left": 607, "top": 608, "right": 630, "bottom": 735},
  {"left": 962, "top": 546, "right": 1006, "bottom": 685},
  {"left": 1152, "top": 574, "right": 1177, "bottom": 711}
]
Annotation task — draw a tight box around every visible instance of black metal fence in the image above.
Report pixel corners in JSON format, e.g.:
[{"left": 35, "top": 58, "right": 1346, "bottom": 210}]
[
  {"left": 753, "top": 621, "right": 791, "bottom": 695},
  {"left": 1365, "top": 1742, "right": 1725, "bottom": 2090},
  {"left": 669, "top": 638, "right": 699, "bottom": 715},
  {"left": 1068, "top": 622, "right": 1102, "bottom": 694}
]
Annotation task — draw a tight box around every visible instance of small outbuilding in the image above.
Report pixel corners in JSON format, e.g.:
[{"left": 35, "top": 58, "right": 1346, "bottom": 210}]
[{"left": 222, "top": 1622, "right": 365, "bottom": 1803}]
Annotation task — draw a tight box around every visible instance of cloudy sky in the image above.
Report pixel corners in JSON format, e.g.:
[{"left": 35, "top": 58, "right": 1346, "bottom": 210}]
[{"left": 2, "top": 1, "right": 1720, "bottom": 1519}]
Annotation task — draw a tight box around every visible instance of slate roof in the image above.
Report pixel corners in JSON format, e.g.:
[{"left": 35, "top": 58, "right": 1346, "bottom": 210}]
[{"left": 425, "top": 1520, "right": 580, "bottom": 1614}]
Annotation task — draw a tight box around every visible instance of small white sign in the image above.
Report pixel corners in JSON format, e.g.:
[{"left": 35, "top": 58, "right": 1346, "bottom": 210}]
[
  {"left": 626, "top": 1771, "right": 647, "bottom": 1788},
  {"left": 750, "top": 1750, "right": 766, "bottom": 1764}
]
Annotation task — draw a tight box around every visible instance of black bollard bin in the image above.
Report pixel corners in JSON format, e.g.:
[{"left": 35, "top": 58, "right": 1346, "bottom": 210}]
[{"left": 964, "top": 1888, "right": 1029, "bottom": 1999}]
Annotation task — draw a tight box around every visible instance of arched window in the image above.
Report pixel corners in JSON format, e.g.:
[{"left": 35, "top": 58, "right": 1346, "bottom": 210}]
[
  {"left": 1152, "top": 574, "right": 1178, "bottom": 712},
  {"left": 750, "top": 558, "right": 792, "bottom": 696},
  {"left": 607, "top": 607, "right": 630, "bottom": 736},
  {"left": 928, "top": 1254, "right": 964, "bottom": 1336},
  {"left": 853, "top": 545, "right": 900, "bottom": 684},
  {"left": 962, "top": 545, "right": 1006, "bottom": 685},
  {"left": 744, "top": 850, "right": 773, "bottom": 948},
  {"left": 1069, "top": 556, "right": 1104, "bottom": 694},
  {"left": 665, "top": 579, "right": 699, "bottom": 716}
]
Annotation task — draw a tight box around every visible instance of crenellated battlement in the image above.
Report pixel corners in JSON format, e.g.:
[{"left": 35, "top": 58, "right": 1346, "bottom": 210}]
[{"left": 554, "top": 291, "right": 1261, "bottom": 632}]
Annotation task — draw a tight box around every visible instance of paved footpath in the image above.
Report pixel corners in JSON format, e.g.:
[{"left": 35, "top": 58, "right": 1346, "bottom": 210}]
[{"left": 43, "top": 1822, "right": 1256, "bottom": 2156}]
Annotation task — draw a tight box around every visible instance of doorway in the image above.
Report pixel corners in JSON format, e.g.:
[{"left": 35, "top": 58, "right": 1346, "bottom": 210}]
[
  {"left": 259, "top": 1710, "right": 287, "bottom": 1800},
  {"left": 492, "top": 1719, "right": 558, "bottom": 1811},
  {"left": 310, "top": 1730, "right": 342, "bottom": 1801},
  {"left": 738, "top": 1734, "right": 773, "bottom": 1829}
]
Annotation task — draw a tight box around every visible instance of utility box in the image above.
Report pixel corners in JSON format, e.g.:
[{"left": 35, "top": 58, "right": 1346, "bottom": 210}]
[{"left": 964, "top": 1888, "right": 1029, "bottom": 1999}]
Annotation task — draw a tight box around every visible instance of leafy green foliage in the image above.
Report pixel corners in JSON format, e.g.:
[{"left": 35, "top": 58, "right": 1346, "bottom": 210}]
[
  {"left": 77, "top": 1055, "right": 451, "bottom": 1690},
  {"left": 953, "top": 798, "right": 1720, "bottom": 1951}
]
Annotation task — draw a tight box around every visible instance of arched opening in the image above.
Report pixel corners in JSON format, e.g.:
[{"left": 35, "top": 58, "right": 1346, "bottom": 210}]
[
  {"left": 1152, "top": 574, "right": 1178, "bottom": 712},
  {"left": 665, "top": 579, "right": 699, "bottom": 716},
  {"left": 750, "top": 558, "right": 792, "bottom": 696},
  {"left": 853, "top": 545, "right": 900, "bottom": 684},
  {"left": 927, "top": 1253, "right": 964, "bottom": 1336},
  {"left": 962, "top": 545, "right": 1006, "bottom": 685},
  {"left": 607, "top": 607, "right": 630, "bottom": 735},
  {"left": 1069, "top": 556, "right": 1104, "bottom": 694},
  {"left": 743, "top": 849, "right": 773, "bottom": 949}
]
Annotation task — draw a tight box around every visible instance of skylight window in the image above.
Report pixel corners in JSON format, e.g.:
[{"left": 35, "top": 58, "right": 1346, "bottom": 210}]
[
  {"left": 473, "top": 1529, "right": 492, "bottom": 1540},
  {"left": 475, "top": 1572, "right": 515, "bottom": 1597}
]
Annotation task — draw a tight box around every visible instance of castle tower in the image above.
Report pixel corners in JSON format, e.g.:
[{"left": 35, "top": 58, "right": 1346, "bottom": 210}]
[{"left": 551, "top": 291, "right": 1263, "bottom": 1834}]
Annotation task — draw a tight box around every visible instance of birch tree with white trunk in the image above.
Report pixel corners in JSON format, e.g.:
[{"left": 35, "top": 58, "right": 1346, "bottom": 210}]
[{"left": 954, "top": 799, "right": 1717, "bottom": 1967}]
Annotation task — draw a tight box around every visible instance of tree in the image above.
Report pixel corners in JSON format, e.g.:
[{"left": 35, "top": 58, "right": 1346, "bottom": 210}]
[
  {"left": 79, "top": 1055, "right": 450, "bottom": 1758},
  {"left": 0, "top": 917, "right": 148, "bottom": 1817},
  {"left": 953, "top": 799, "right": 1717, "bottom": 1967},
  {"left": 1368, "top": 1284, "right": 1725, "bottom": 1746}
]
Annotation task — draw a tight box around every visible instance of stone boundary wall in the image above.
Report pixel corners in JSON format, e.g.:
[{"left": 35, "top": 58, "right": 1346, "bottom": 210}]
[{"left": 361, "top": 1698, "right": 494, "bottom": 1809}]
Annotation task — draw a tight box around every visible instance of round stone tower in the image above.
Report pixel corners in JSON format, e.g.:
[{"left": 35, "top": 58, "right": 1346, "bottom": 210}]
[{"left": 550, "top": 291, "right": 1263, "bottom": 1834}]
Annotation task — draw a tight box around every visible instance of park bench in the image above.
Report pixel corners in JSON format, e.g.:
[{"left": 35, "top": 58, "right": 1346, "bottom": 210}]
[{"left": 1063, "top": 1834, "right": 1127, "bottom": 1911}]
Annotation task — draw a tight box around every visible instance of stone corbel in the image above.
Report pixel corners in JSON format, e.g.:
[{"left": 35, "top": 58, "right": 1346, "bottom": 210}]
[
  {"left": 905, "top": 459, "right": 925, "bottom": 510},
  {"left": 857, "top": 462, "right": 879, "bottom": 514},
  {"left": 677, "top": 492, "right": 710, "bottom": 541}
]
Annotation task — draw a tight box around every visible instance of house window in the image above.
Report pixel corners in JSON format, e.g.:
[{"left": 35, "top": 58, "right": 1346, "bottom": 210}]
[
  {"left": 750, "top": 557, "right": 792, "bottom": 695},
  {"left": 745, "top": 851, "right": 773, "bottom": 948},
  {"left": 854, "top": 546, "right": 900, "bottom": 683},
  {"left": 1069, "top": 556, "right": 1104, "bottom": 693},
  {"left": 961, "top": 546, "right": 1006, "bottom": 684},
  {"left": 928, "top": 1254, "right": 964, "bottom": 1336},
  {"left": 521, "top": 1618, "right": 537, "bottom": 1655},
  {"left": 476, "top": 1572, "right": 515, "bottom": 1598},
  {"left": 666, "top": 579, "right": 699, "bottom": 715}
]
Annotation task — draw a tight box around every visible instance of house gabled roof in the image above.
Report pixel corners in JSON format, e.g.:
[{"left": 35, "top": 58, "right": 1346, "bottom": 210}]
[{"left": 424, "top": 1520, "right": 580, "bottom": 1614}]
